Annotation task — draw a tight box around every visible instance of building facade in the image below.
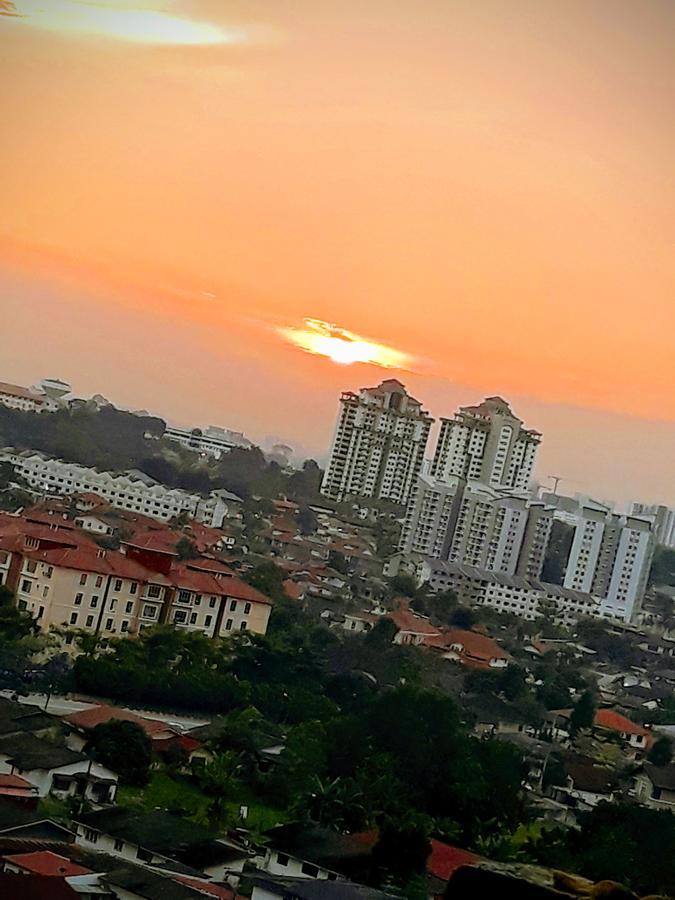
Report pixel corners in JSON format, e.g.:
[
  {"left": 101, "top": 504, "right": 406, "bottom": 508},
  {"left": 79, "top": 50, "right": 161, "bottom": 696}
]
[
  {"left": 163, "top": 423, "right": 253, "bottom": 459},
  {"left": 430, "top": 396, "right": 541, "bottom": 490},
  {"left": 321, "top": 380, "right": 433, "bottom": 506}
]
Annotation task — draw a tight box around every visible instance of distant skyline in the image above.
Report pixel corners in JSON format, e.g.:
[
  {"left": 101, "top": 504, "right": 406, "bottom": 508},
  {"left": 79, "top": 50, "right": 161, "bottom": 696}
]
[{"left": 1, "top": 1, "right": 674, "bottom": 505}]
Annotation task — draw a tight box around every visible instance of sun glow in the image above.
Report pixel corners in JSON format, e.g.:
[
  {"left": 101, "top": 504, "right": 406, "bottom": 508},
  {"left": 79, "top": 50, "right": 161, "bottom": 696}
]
[
  {"left": 280, "top": 318, "right": 413, "bottom": 369},
  {"left": 4, "top": 0, "right": 247, "bottom": 45}
]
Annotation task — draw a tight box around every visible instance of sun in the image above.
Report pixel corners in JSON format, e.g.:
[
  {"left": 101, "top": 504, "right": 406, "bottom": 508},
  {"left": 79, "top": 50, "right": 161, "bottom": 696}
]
[{"left": 280, "top": 318, "right": 412, "bottom": 369}]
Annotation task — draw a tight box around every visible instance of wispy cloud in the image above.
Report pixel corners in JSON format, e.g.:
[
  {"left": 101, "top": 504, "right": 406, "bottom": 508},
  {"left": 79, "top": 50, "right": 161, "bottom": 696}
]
[{"left": 2, "top": 1, "right": 250, "bottom": 46}]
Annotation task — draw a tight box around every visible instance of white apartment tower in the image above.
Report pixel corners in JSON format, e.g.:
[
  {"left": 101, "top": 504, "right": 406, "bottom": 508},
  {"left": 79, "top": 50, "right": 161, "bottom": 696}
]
[
  {"left": 631, "top": 502, "right": 675, "bottom": 549},
  {"left": 321, "top": 380, "right": 433, "bottom": 505},
  {"left": 431, "top": 396, "right": 541, "bottom": 490}
]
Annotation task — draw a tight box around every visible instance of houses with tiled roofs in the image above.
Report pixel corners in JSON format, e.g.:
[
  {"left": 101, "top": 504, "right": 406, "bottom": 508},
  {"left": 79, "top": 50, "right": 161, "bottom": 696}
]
[
  {"left": 423, "top": 628, "right": 511, "bottom": 670},
  {"left": 0, "top": 508, "right": 272, "bottom": 642}
]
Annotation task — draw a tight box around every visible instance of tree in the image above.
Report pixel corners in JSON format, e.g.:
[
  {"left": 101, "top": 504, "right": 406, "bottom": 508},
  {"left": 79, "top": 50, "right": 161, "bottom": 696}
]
[
  {"left": 390, "top": 574, "right": 418, "bottom": 598},
  {"left": 370, "top": 818, "right": 431, "bottom": 886},
  {"left": 450, "top": 606, "right": 476, "bottom": 629},
  {"left": 87, "top": 720, "right": 153, "bottom": 786},
  {"left": 198, "top": 752, "right": 244, "bottom": 826},
  {"left": 244, "top": 561, "right": 286, "bottom": 602},
  {"left": 297, "top": 506, "right": 318, "bottom": 535},
  {"left": 570, "top": 691, "right": 595, "bottom": 735},
  {"left": 175, "top": 536, "right": 198, "bottom": 560},
  {"left": 648, "top": 735, "right": 673, "bottom": 767},
  {"left": 364, "top": 617, "right": 399, "bottom": 646}
]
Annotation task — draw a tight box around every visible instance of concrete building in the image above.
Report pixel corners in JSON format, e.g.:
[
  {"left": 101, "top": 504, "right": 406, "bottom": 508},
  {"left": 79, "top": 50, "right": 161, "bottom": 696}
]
[
  {"left": 418, "top": 558, "right": 601, "bottom": 628},
  {"left": 164, "top": 423, "right": 253, "bottom": 459},
  {"left": 431, "top": 396, "right": 541, "bottom": 490},
  {"left": 631, "top": 502, "right": 675, "bottom": 549},
  {"left": 399, "top": 477, "right": 552, "bottom": 579},
  {"left": 0, "top": 449, "right": 238, "bottom": 527},
  {"left": 321, "top": 380, "right": 433, "bottom": 506},
  {"left": 0, "top": 382, "right": 56, "bottom": 413}
]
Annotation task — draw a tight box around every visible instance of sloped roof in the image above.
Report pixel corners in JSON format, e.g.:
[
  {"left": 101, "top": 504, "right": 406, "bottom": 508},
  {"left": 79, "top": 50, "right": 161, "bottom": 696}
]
[
  {"left": 594, "top": 708, "right": 651, "bottom": 738},
  {"left": 644, "top": 763, "right": 675, "bottom": 791},
  {"left": 426, "top": 839, "right": 479, "bottom": 882},
  {"left": 0, "top": 734, "right": 85, "bottom": 771},
  {"left": 388, "top": 609, "right": 440, "bottom": 636},
  {"left": 64, "top": 704, "right": 176, "bottom": 739},
  {"left": 3, "top": 850, "right": 91, "bottom": 877},
  {"left": 0, "top": 874, "right": 79, "bottom": 900}
]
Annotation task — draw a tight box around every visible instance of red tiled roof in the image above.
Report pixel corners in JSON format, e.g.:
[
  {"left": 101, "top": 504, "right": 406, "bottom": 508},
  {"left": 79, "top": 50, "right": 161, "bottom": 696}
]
[
  {"left": 388, "top": 609, "right": 441, "bottom": 636},
  {"left": 173, "top": 874, "right": 240, "bottom": 898},
  {"left": 0, "top": 774, "right": 36, "bottom": 792},
  {"left": 125, "top": 531, "right": 180, "bottom": 555},
  {"left": 24, "top": 546, "right": 151, "bottom": 581},
  {"left": 65, "top": 704, "right": 177, "bottom": 739},
  {"left": 221, "top": 577, "right": 272, "bottom": 606},
  {"left": 594, "top": 708, "right": 651, "bottom": 738},
  {"left": 426, "top": 840, "right": 479, "bottom": 882},
  {"left": 425, "top": 628, "right": 510, "bottom": 664},
  {"left": 4, "top": 851, "right": 91, "bottom": 877},
  {"left": 0, "top": 382, "right": 43, "bottom": 402}
]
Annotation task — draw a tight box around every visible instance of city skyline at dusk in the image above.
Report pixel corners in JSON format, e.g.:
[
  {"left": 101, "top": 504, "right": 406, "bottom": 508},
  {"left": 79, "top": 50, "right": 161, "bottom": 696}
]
[{"left": 2, "top": 0, "right": 674, "bottom": 505}]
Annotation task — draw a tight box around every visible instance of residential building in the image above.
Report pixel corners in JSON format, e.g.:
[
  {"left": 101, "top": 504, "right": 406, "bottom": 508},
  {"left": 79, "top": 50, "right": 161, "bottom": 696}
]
[
  {"left": 430, "top": 396, "right": 540, "bottom": 490},
  {"left": 164, "top": 423, "right": 253, "bottom": 459},
  {"left": 0, "top": 449, "right": 240, "bottom": 527},
  {"left": 418, "top": 558, "right": 601, "bottom": 627},
  {"left": 321, "top": 380, "right": 433, "bottom": 505},
  {"left": 0, "top": 382, "right": 54, "bottom": 413},
  {"left": 631, "top": 502, "right": 675, "bottom": 549},
  {"left": 634, "top": 764, "right": 675, "bottom": 810},
  {"left": 399, "top": 477, "right": 553, "bottom": 578}
]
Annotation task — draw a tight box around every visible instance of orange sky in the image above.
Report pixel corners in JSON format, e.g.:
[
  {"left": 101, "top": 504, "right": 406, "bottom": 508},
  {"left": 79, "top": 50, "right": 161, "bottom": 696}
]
[{"left": 1, "top": 0, "right": 674, "bottom": 505}]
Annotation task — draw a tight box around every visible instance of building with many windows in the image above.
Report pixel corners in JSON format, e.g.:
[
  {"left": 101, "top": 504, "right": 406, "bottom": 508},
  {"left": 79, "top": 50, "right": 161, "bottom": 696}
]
[
  {"left": 0, "top": 449, "right": 240, "bottom": 527},
  {"left": 163, "top": 423, "right": 253, "bottom": 459},
  {"left": 321, "top": 380, "right": 433, "bottom": 506},
  {"left": 430, "top": 396, "right": 541, "bottom": 490}
]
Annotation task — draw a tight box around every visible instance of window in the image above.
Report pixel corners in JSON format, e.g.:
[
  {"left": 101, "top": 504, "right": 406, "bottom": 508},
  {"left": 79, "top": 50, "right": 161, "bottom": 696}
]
[
  {"left": 147, "top": 584, "right": 161, "bottom": 598},
  {"left": 194, "top": 595, "right": 201, "bottom": 606},
  {"left": 301, "top": 863, "right": 319, "bottom": 878},
  {"left": 70, "top": 612, "right": 78, "bottom": 625},
  {"left": 114, "top": 839, "right": 124, "bottom": 852},
  {"left": 74, "top": 593, "right": 83, "bottom": 605},
  {"left": 143, "top": 605, "right": 157, "bottom": 618},
  {"left": 42, "top": 586, "right": 49, "bottom": 598},
  {"left": 95, "top": 575, "right": 104, "bottom": 588},
  {"left": 229, "top": 600, "right": 237, "bottom": 612},
  {"left": 21, "top": 580, "right": 32, "bottom": 593},
  {"left": 126, "top": 601, "right": 133, "bottom": 614},
  {"left": 114, "top": 579, "right": 123, "bottom": 592},
  {"left": 189, "top": 612, "right": 197, "bottom": 624},
  {"left": 209, "top": 596, "right": 217, "bottom": 608},
  {"left": 83, "top": 828, "right": 99, "bottom": 844},
  {"left": 137, "top": 848, "right": 153, "bottom": 863},
  {"left": 105, "top": 618, "right": 114, "bottom": 631},
  {"left": 130, "top": 582, "right": 137, "bottom": 594},
  {"left": 244, "top": 602, "right": 251, "bottom": 615},
  {"left": 178, "top": 589, "right": 192, "bottom": 604},
  {"left": 205, "top": 615, "right": 212, "bottom": 628},
  {"left": 90, "top": 596, "right": 99, "bottom": 608},
  {"left": 276, "top": 853, "right": 289, "bottom": 867},
  {"left": 174, "top": 610, "right": 188, "bottom": 624},
  {"left": 225, "top": 618, "right": 233, "bottom": 631},
  {"left": 45, "top": 566, "right": 53, "bottom": 578},
  {"left": 240, "top": 621, "right": 248, "bottom": 631},
  {"left": 86, "top": 615, "right": 94, "bottom": 627},
  {"left": 80, "top": 574, "right": 87, "bottom": 586},
  {"left": 121, "top": 620, "right": 129, "bottom": 633},
  {"left": 26, "top": 560, "right": 37, "bottom": 573}
]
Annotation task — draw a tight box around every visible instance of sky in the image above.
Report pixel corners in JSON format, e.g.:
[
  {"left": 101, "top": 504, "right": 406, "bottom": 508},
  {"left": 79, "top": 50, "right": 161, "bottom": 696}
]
[{"left": 1, "top": 0, "right": 674, "bottom": 505}]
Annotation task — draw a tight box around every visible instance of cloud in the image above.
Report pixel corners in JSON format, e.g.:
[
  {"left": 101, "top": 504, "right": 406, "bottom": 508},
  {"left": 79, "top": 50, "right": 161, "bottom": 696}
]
[
  {"left": 3, "top": 0, "right": 250, "bottom": 46},
  {"left": 279, "top": 318, "right": 415, "bottom": 370}
]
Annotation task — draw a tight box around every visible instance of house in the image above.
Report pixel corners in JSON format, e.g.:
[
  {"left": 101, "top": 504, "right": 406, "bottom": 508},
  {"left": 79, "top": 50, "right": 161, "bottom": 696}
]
[
  {"left": 0, "top": 773, "right": 39, "bottom": 807},
  {"left": 342, "top": 612, "right": 380, "bottom": 635},
  {"left": 101, "top": 863, "right": 241, "bottom": 900},
  {"left": 550, "top": 756, "right": 618, "bottom": 809},
  {"left": 0, "top": 798, "right": 75, "bottom": 842},
  {"left": 2, "top": 849, "right": 91, "bottom": 877},
  {"left": 388, "top": 608, "right": 441, "bottom": 646},
  {"left": 256, "top": 824, "right": 378, "bottom": 882},
  {"left": 0, "top": 698, "right": 59, "bottom": 741},
  {"left": 72, "top": 514, "right": 114, "bottom": 536},
  {"left": 633, "top": 762, "right": 675, "bottom": 810},
  {"left": 75, "top": 807, "right": 251, "bottom": 881},
  {"left": 424, "top": 628, "right": 510, "bottom": 670},
  {"left": 549, "top": 707, "right": 654, "bottom": 753},
  {"left": 0, "top": 734, "right": 118, "bottom": 804}
]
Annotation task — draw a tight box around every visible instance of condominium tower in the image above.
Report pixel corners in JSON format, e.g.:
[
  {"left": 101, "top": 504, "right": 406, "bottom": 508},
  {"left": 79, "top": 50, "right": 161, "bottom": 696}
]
[
  {"left": 321, "top": 380, "right": 433, "bottom": 505},
  {"left": 431, "top": 396, "right": 541, "bottom": 490}
]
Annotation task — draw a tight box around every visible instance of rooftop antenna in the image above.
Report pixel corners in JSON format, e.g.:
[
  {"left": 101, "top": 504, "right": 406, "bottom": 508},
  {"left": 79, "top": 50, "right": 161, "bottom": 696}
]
[{"left": 547, "top": 475, "right": 564, "bottom": 495}]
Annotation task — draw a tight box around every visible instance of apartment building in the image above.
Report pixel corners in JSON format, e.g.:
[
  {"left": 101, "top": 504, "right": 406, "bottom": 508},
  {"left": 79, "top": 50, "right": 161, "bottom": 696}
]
[
  {"left": 631, "top": 502, "right": 675, "bottom": 549},
  {"left": 0, "top": 449, "right": 238, "bottom": 527},
  {"left": 321, "top": 380, "right": 433, "bottom": 505},
  {"left": 419, "top": 558, "right": 600, "bottom": 628},
  {"left": 560, "top": 501, "right": 655, "bottom": 622},
  {"left": 399, "top": 476, "right": 553, "bottom": 579},
  {"left": 0, "top": 516, "right": 272, "bottom": 642},
  {"left": 430, "top": 396, "right": 541, "bottom": 490}
]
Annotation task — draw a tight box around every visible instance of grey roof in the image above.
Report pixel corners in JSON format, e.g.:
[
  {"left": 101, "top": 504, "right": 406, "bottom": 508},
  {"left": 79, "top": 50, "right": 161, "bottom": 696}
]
[
  {"left": 103, "top": 864, "right": 227, "bottom": 900},
  {"left": 645, "top": 763, "right": 675, "bottom": 791},
  {"left": 251, "top": 875, "right": 399, "bottom": 899},
  {"left": 125, "top": 469, "right": 159, "bottom": 486},
  {"left": 75, "top": 808, "right": 240, "bottom": 866},
  {"left": 0, "top": 699, "right": 58, "bottom": 738},
  {"left": 0, "top": 734, "right": 85, "bottom": 771}
]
